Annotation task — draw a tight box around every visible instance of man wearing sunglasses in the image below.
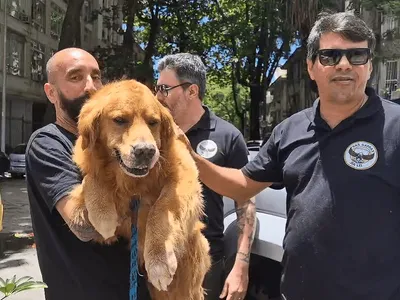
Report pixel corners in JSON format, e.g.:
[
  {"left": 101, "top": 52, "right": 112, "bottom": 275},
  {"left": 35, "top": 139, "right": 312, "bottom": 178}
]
[
  {"left": 153, "top": 53, "right": 256, "bottom": 300},
  {"left": 179, "top": 12, "right": 400, "bottom": 300}
]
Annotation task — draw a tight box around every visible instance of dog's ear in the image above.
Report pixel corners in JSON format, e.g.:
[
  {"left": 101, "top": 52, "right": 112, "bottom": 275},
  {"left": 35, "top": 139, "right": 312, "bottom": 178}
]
[
  {"left": 77, "top": 101, "right": 102, "bottom": 150},
  {"left": 159, "top": 105, "right": 177, "bottom": 150}
]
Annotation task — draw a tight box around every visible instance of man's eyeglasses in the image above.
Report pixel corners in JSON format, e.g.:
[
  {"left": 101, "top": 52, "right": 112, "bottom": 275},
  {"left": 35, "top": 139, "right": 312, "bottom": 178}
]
[
  {"left": 154, "top": 82, "right": 192, "bottom": 97},
  {"left": 317, "top": 48, "right": 371, "bottom": 66}
]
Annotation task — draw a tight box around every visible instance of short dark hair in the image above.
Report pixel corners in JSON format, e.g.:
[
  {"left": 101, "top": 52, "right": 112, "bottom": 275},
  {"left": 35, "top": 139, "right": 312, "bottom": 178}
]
[
  {"left": 307, "top": 11, "right": 376, "bottom": 61},
  {"left": 157, "top": 53, "right": 207, "bottom": 100}
]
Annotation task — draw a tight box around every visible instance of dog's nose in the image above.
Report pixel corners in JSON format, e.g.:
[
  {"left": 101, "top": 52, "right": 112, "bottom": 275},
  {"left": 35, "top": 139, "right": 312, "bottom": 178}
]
[{"left": 131, "top": 143, "right": 156, "bottom": 161}]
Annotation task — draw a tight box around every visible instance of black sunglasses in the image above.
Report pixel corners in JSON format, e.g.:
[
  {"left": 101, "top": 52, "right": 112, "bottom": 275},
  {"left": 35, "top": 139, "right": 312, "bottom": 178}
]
[
  {"left": 317, "top": 48, "right": 371, "bottom": 66},
  {"left": 154, "top": 82, "right": 192, "bottom": 97}
]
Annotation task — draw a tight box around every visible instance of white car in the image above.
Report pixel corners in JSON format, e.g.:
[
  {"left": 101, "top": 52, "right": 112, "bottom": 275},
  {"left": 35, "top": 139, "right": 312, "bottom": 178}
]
[{"left": 223, "top": 150, "right": 287, "bottom": 299}]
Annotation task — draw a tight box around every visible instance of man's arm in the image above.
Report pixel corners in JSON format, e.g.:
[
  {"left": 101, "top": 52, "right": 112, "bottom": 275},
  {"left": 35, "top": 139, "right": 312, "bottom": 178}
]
[
  {"left": 56, "top": 196, "right": 100, "bottom": 242},
  {"left": 26, "top": 132, "right": 99, "bottom": 242},
  {"left": 193, "top": 154, "right": 270, "bottom": 205},
  {"left": 219, "top": 132, "right": 259, "bottom": 300},
  {"left": 179, "top": 130, "right": 272, "bottom": 204},
  {"left": 235, "top": 197, "right": 256, "bottom": 265}
]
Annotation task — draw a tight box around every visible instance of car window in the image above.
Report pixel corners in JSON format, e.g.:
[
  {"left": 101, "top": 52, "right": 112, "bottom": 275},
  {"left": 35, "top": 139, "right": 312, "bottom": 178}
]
[{"left": 12, "top": 144, "right": 27, "bottom": 155}]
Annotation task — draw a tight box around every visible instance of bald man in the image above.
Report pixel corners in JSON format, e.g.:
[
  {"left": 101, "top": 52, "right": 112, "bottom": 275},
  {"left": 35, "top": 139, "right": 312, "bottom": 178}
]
[{"left": 25, "top": 48, "right": 131, "bottom": 300}]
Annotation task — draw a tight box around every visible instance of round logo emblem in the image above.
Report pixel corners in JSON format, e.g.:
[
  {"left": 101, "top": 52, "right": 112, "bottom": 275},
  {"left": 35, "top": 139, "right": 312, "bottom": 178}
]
[
  {"left": 196, "top": 140, "right": 218, "bottom": 159},
  {"left": 344, "top": 141, "right": 378, "bottom": 170}
]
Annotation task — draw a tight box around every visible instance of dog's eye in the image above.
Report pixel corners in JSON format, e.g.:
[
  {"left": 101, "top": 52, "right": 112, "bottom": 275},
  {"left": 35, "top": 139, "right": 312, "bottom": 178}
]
[
  {"left": 148, "top": 119, "right": 159, "bottom": 126},
  {"left": 113, "top": 117, "right": 128, "bottom": 125}
]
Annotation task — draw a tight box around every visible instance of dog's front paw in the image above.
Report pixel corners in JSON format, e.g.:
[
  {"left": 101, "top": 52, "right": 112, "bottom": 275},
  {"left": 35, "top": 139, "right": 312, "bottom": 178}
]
[
  {"left": 144, "top": 242, "right": 177, "bottom": 291},
  {"left": 88, "top": 210, "right": 119, "bottom": 240}
]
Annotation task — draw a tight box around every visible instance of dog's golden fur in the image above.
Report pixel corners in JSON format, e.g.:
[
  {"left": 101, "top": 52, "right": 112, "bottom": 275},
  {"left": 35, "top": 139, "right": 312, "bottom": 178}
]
[{"left": 69, "top": 79, "right": 211, "bottom": 300}]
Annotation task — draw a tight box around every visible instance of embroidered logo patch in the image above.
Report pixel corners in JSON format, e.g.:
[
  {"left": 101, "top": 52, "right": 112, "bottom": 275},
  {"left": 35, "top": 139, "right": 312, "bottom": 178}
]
[
  {"left": 196, "top": 140, "right": 218, "bottom": 159},
  {"left": 344, "top": 141, "right": 378, "bottom": 170}
]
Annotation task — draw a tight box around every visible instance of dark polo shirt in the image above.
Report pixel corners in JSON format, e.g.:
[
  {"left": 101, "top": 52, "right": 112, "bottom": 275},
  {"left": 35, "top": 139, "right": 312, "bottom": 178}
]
[
  {"left": 187, "top": 106, "right": 248, "bottom": 262},
  {"left": 243, "top": 88, "right": 400, "bottom": 300},
  {"left": 26, "top": 124, "right": 130, "bottom": 300}
]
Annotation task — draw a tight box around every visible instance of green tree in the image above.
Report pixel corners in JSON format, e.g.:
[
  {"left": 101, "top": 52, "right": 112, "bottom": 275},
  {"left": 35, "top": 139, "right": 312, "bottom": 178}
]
[
  {"left": 205, "top": 76, "right": 249, "bottom": 132},
  {"left": 58, "top": 0, "right": 85, "bottom": 50},
  {"left": 204, "top": 0, "right": 292, "bottom": 139}
]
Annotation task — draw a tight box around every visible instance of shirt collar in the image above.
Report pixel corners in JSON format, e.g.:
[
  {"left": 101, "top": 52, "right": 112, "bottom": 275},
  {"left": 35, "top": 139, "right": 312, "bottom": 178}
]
[
  {"left": 306, "top": 87, "right": 382, "bottom": 128},
  {"left": 187, "top": 105, "right": 217, "bottom": 133}
]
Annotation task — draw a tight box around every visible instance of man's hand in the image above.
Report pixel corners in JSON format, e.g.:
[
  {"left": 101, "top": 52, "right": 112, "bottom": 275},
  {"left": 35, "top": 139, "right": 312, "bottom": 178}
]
[
  {"left": 220, "top": 259, "right": 249, "bottom": 300},
  {"left": 176, "top": 127, "right": 195, "bottom": 156},
  {"left": 220, "top": 197, "right": 256, "bottom": 299},
  {"left": 56, "top": 195, "right": 101, "bottom": 242}
]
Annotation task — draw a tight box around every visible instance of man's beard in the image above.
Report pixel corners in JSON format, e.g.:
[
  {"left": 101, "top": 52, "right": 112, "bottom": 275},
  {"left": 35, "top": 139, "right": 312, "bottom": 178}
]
[{"left": 58, "top": 90, "right": 90, "bottom": 122}]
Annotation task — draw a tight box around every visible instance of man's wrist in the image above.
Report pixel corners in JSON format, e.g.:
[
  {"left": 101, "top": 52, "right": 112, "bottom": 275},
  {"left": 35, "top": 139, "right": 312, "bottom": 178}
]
[{"left": 236, "top": 251, "right": 251, "bottom": 264}]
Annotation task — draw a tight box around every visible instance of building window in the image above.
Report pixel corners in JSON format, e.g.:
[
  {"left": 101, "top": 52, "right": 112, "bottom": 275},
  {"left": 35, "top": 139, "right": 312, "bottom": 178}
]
[
  {"left": 8, "top": 0, "right": 30, "bottom": 23},
  {"left": 84, "top": 28, "right": 90, "bottom": 42},
  {"left": 7, "top": 31, "right": 25, "bottom": 77},
  {"left": 83, "top": 0, "right": 93, "bottom": 22},
  {"left": 385, "top": 61, "right": 398, "bottom": 99},
  {"left": 32, "top": 0, "right": 46, "bottom": 33},
  {"left": 31, "top": 41, "right": 45, "bottom": 82},
  {"left": 50, "top": 2, "right": 64, "bottom": 41}
]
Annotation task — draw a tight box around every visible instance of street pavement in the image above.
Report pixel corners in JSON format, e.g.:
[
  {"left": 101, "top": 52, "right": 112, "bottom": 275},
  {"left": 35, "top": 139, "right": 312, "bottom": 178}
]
[{"left": 0, "top": 178, "right": 45, "bottom": 300}]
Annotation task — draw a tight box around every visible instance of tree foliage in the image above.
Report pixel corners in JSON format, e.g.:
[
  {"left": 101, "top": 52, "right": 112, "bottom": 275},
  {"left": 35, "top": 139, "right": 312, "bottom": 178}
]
[
  {"left": 86, "top": 0, "right": 296, "bottom": 139},
  {"left": 205, "top": 76, "right": 249, "bottom": 132},
  {"left": 60, "top": 0, "right": 400, "bottom": 137},
  {"left": 359, "top": 0, "right": 400, "bottom": 14},
  {"left": 201, "top": 0, "right": 293, "bottom": 139}
]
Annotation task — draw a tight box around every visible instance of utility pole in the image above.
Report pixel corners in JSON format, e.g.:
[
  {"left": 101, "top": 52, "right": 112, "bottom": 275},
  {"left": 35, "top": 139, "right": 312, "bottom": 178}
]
[{"left": 1, "top": 0, "right": 7, "bottom": 153}]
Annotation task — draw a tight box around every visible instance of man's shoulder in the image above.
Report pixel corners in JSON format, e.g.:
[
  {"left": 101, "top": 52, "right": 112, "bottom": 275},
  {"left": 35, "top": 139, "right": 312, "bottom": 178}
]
[
  {"left": 212, "top": 113, "right": 243, "bottom": 138},
  {"left": 379, "top": 98, "right": 400, "bottom": 132},
  {"left": 380, "top": 97, "right": 400, "bottom": 113},
  {"left": 274, "top": 107, "right": 313, "bottom": 133},
  {"left": 27, "top": 123, "right": 74, "bottom": 154},
  {"left": 31, "top": 123, "right": 60, "bottom": 139}
]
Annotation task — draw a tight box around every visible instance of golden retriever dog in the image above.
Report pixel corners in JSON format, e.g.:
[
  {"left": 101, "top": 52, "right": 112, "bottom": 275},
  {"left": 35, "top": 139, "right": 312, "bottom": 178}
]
[{"left": 68, "top": 79, "right": 211, "bottom": 300}]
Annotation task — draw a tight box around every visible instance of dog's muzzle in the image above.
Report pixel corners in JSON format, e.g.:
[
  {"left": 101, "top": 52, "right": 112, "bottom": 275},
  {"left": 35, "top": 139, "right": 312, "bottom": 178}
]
[
  {"left": 115, "top": 143, "right": 158, "bottom": 177},
  {"left": 131, "top": 143, "right": 156, "bottom": 164}
]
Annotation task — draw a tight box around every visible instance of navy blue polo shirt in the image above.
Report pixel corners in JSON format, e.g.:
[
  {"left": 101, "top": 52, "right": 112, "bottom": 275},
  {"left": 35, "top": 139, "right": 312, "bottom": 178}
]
[
  {"left": 243, "top": 88, "right": 400, "bottom": 300},
  {"left": 187, "top": 106, "right": 248, "bottom": 261}
]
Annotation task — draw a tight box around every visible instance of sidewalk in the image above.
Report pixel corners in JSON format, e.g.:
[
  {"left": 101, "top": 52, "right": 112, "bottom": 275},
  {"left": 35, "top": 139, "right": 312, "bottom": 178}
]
[{"left": 0, "top": 178, "right": 45, "bottom": 300}]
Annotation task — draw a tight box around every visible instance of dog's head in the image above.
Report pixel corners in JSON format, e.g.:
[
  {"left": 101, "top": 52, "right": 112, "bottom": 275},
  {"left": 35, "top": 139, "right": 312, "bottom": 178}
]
[{"left": 77, "top": 79, "right": 176, "bottom": 178}]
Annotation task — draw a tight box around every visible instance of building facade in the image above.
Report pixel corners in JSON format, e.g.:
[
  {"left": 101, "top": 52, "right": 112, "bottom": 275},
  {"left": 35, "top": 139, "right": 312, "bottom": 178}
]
[{"left": 0, "top": 0, "right": 123, "bottom": 150}]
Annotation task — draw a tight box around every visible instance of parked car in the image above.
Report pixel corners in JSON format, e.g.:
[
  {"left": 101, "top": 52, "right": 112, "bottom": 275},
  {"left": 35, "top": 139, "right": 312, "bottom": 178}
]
[
  {"left": 0, "top": 151, "right": 10, "bottom": 176},
  {"left": 9, "top": 143, "right": 27, "bottom": 178},
  {"left": 246, "top": 140, "right": 263, "bottom": 151},
  {"left": 223, "top": 150, "right": 286, "bottom": 299}
]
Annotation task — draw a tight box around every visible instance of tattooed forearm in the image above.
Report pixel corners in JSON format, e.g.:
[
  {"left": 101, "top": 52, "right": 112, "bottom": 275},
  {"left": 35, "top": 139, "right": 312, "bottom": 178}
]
[
  {"left": 237, "top": 251, "right": 250, "bottom": 263},
  {"left": 235, "top": 202, "right": 247, "bottom": 234},
  {"left": 69, "top": 221, "right": 101, "bottom": 242},
  {"left": 235, "top": 197, "right": 256, "bottom": 264},
  {"left": 246, "top": 198, "right": 256, "bottom": 247}
]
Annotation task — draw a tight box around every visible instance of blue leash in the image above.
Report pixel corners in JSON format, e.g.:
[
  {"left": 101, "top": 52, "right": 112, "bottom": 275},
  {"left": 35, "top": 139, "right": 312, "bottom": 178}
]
[{"left": 130, "top": 198, "right": 140, "bottom": 300}]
